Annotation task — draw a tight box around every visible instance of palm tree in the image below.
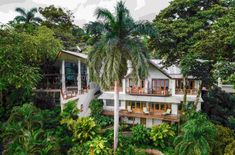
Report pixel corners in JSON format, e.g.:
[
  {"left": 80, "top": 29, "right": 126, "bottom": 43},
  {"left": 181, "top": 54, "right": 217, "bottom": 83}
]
[
  {"left": 174, "top": 113, "right": 217, "bottom": 155},
  {"left": 85, "top": 1, "right": 156, "bottom": 151},
  {"left": 14, "top": 7, "right": 42, "bottom": 25}
]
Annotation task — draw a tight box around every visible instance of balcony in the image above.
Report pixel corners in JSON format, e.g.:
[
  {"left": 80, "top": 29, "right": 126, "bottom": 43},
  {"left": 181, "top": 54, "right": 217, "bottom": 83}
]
[
  {"left": 175, "top": 88, "right": 197, "bottom": 95},
  {"left": 126, "top": 87, "right": 171, "bottom": 96},
  {"left": 102, "top": 110, "right": 179, "bottom": 122}
]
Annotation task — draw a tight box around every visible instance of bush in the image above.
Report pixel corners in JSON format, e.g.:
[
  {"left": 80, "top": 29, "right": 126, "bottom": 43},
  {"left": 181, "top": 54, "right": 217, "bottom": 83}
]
[
  {"left": 224, "top": 140, "right": 235, "bottom": 155},
  {"left": 61, "top": 101, "right": 79, "bottom": 120},
  {"left": 174, "top": 113, "right": 217, "bottom": 155},
  {"left": 131, "top": 124, "right": 149, "bottom": 146},
  {"left": 89, "top": 99, "right": 114, "bottom": 128},
  {"left": 61, "top": 117, "right": 100, "bottom": 143},
  {"left": 213, "top": 125, "right": 235, "bottom": 155},
  {"left": 149, "top": 123, "right": 175, "bottom": 149}
]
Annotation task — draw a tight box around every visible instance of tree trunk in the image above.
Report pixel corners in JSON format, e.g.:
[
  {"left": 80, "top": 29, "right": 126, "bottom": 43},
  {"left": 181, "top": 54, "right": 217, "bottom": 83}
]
[
  {"left": 113, "top": 80, "right": 119, "bottom": 153},
  {"left": 194, "top": 80, "right": 202, "bottom": 111},
  {"left": 183, "top": 76, "right": 188, "bottom": 110}
]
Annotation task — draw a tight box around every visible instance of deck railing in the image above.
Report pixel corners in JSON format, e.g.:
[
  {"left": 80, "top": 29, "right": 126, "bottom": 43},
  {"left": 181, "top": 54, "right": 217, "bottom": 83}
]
[
  {"left": 175, "top": 88, "right": 197, "bottom": 95},
  {"left": 126, "top": 87, "right": 171, "bottom": 96}
]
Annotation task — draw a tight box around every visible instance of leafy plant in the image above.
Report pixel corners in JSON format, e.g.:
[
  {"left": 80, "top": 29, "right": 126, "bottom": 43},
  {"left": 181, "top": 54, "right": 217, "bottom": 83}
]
[
  {"left": 61, "top": 117, "right": 100, "bottom": 144},
  {"left": 131, "top": 124, "right": 149, "bottom": 146},
  {"left": 88, "top": 136, "right": 112, "bottom": 155},
  {"left": 61, "top": 101, "right": 79, "bottom": 120},
  {"left": 174, "top": 113, "right": 217, "bottom": 155},
  {"left": 212, "top": 125, "right": 235, "bottom": 155},
  {"left": 149, "top": 123, "right": 175, "bottom": 149},
  {"left": 224, "top": 140, "right": 235, "bottom": 155}
]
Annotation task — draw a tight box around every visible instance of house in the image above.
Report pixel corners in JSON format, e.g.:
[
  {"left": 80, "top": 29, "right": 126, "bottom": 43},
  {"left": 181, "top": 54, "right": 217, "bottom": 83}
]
[
  {"left": 98, "top": 60, "right": 203, "bottom": 128},
  {"left": 35, "top": 50, "right": 202, "bottom": 127},
  {"left": 34, "top": 50, "right": 98, "bottom": 116}
]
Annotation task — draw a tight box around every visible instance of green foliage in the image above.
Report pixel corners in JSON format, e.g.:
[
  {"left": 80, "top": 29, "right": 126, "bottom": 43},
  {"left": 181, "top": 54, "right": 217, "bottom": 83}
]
[
  {"left": 202, "top": 87, "right": 235, "bottom": 129},
  {"left": 1, "top": 104, "right": 60, "bottom": 154},
  {"left": 174, "top": 113, "right": 217, "bottom": 155},
  {"left": 224, "top": 140, "right": 235, "bottom": 155},
  {"left": 14, "top": 7, "right": 42, "bottom": 25},
  {"left": 0, "top": 25, "right": 62, "bottom": 121},
  {"left": 213, "top": 125, "right": 235, "bottom": 155},
  {"left": 89, "top": 99, "right": 114, "bottom": 127},
  {"left": 131, "top": 124, "right": 150, "bottom": 146},
  {"left": 61, "top": 101, "right": 80, "bottom": 120},
  {"left": 86, "top": 1, "right": 156, "bottom": 89},
  {"left": 149, "top": 123, "right": 175, "bottom": 149},
  {"left": 61, "top": 117, "right": 100, "bottom": 144}
]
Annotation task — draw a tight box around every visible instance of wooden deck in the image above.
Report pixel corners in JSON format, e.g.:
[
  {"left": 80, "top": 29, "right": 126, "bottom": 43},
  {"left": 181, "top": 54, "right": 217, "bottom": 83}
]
[{"left": 102, "top": 110, "right": 180, "bottom": 122}]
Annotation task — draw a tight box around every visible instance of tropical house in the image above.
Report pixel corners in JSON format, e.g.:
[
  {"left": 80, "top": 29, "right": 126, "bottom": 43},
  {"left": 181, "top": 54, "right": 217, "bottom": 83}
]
[
  {"left": 99, "top": 60, "right": 202, "bottom": 128},
  {"left": 34, "top": 50, "right": 99, "bottom": 116},
  {"left": 35, "top": 50, "right": 203, "bottom": 127}
]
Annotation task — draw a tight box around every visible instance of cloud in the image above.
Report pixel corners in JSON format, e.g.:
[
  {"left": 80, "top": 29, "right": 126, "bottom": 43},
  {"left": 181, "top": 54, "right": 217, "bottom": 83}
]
[{"left": 0, "top": 0, "right": 171, "bottom": 27}]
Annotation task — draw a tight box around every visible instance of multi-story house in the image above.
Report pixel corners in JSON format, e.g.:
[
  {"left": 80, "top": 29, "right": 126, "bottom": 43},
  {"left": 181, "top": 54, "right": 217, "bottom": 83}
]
[
  {"left": 35, "top": 50, "right": 202, "bottom": 127},
  {"left": 99, "top": 59, "right": 202, "bottom": 128}
]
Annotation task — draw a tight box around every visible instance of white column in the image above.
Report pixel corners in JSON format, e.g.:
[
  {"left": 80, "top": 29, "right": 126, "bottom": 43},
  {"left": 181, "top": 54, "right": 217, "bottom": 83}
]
[
  {"left": 77, "top": 60, "right": 81, "bottom": 94},
  {"left": 87, "top": 66, "right": 89, "bottom": 88},
  {"left": 122, "top": 79, "right": 126, "bottom": 93},
  {"left": 145, "top": 79, "right": 148, "bottom": 93},
  {"left": 61, "top": 60, "right": 66, "bottom": 93},
  {"left": 171, "top": 79, "right": 176, "bottom": 95},
  {"left": 172, "top": 104, "right": 178, "bottom": 115},
  {"left": 218, "top": 77, "right": 222, "bottom": 88}
]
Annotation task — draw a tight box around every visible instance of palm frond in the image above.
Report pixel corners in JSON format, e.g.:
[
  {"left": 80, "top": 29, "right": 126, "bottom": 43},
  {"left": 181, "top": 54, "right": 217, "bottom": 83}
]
[
  {"left": 14, "top": 16, "right": 27, "bottom": 23},
  {"left": 29, "top": 8, "right": 38, "bottom": 14},
  {"left": 15, "top": 7, "right": 27, "bottom": 16},
  {"left": 95, "top": 8, "right": 115, "bottom": 25},
  {"left": 85, "top": 21, "right": 105, "bottom": 35},
  {"left": 131, "top": 21, "right": 157, "bottom": 37}
]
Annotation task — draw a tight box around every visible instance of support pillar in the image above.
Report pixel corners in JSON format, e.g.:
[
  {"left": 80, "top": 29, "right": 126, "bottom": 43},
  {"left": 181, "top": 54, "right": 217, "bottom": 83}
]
[
  {"left": 61, "top": 60, "right": 66, "bottom": 93},
  {"left": 87, "top": 66, "right": 90, "bottom": 89},
  {"left": 77, "top": 60, "right": 81, "bottom": 94}
]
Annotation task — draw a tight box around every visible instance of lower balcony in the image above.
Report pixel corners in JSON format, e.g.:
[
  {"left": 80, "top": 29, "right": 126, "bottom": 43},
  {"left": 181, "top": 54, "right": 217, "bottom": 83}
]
[{"left": 102, "top": 110, "right": 180, "bottom": 122}]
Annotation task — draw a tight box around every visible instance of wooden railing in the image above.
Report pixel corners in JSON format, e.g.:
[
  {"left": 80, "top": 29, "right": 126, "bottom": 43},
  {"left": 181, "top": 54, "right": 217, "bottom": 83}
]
[
  {"left": 126, "top": 87, "right": 171, "bottom": 96},
  {"left": 175, "top": 88, "right": 197, "bottom": 95}
]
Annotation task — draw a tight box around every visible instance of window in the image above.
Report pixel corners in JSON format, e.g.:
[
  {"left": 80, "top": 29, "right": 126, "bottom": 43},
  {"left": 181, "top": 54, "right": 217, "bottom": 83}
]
[
  {"left": 106, "top": 100, "right": 121, "bottom": 107},
  {"left": 175, "top": 79, "right": 195, "bottom": 90},
  {"left": 152, "top": 79, "right": 169, "bottom": 94}
]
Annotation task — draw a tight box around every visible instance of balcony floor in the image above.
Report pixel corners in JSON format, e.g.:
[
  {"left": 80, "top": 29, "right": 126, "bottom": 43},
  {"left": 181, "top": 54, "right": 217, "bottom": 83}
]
[{"left": 102, "top": 110, "right": 180, "bottom": 122}]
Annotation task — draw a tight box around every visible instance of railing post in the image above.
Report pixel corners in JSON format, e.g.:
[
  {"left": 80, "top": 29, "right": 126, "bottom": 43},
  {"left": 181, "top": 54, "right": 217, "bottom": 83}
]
[{"left": 61, "top": 60, "right": 66, "bottom": 93}]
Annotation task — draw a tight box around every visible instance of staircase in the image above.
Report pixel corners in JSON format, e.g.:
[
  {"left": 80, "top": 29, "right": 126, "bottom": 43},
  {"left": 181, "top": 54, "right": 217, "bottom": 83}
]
[{"left": 60, "top": 83, "right": 100, "bottom": 117}]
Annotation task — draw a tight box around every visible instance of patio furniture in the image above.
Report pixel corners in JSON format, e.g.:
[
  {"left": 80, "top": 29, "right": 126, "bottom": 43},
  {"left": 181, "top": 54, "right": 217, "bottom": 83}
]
[
  {"left": 127, "top": 106, "right": 132, "bottom": 113},
  {"left": 143, "top": 107, "right": 149, "bottom": 114},
  {"left": 162, "top": 109, "right": 171, "bottom": 115}
]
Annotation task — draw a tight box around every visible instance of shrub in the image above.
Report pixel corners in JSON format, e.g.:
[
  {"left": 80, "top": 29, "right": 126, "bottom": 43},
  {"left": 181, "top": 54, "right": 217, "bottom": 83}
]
[
  {"left": 149, "top": 123, "right": 175, "bottom": 149},
  {"left": 213, "top": 125, "right": 235, "bottom": 155},
  {"left": 89, "top": 99, "right": 114, "bottom": 128},
  {"left": 61, "top": 101, "right": 79, "bottom": 120},
  {"left": 174, "top": 113, "right": 217, "bottom": 155},
  {"left": 224, "top": 140, "right": 235, "bottom": 155},
  {"left": 61, "top": 117, "right": 100, "bottom": 143},
  {"left": 131, "top": 124, "right": 149, "bottom": 146}
]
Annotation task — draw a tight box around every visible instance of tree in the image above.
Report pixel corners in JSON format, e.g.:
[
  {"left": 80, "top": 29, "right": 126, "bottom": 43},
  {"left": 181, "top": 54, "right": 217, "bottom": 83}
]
[
  {"left": 202, "top": 87, "right": 235, "bottom": 129},
  {"left": 85, "top": 1, "right": 155, "bottom": 151},
  {"left": 131, "top": 124, "right": 150, "bottom": 146},
  {"left": 14, "top": 7, "right": 42, "bottom": 25},
  {"left": 0, "top": 26, "right": 62, "bottom": 121},
  {"left": 39, "top": 5, "right": 85, "bottom": 50},
  {"left": 174, "top": 113, "right": 217, "bottom": 155}
]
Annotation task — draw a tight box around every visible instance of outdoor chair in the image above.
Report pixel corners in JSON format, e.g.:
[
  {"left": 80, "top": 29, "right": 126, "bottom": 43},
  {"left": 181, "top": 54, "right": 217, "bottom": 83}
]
[
  {"left": 162, "top": 109, "right": 171, "bottom": 115},
  {"left": 127, "top": 106, "right": 132, "bottom": 113},
  {"left": 143, "top": 107, "right": 149, "bottom": 114}
]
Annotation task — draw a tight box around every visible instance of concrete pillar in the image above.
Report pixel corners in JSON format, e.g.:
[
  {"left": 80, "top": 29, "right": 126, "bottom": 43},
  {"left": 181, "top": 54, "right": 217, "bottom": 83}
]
[
  {"left": 77, "top": 60, "right": 81, "bottom": 94},
  {"left": 61, "top": 60, "right": 66, "bottom": 93},
  {"left": 172, "top": 104, "right": 178, "bottom": 115},
  {"left": 87, "top": 66, "right": 89, "bottom": 88},
  {"left": 122, "top": 79, "right": 126, "bottom": 93},
  {"left": 145, "top": 79, "right": 148, "bottom": 94},
  {"left": 218, "top": 77, "right": 222, "bottom": 88},
  {"left": 171, "top": 80, "right": 176, "bottom": 95}
]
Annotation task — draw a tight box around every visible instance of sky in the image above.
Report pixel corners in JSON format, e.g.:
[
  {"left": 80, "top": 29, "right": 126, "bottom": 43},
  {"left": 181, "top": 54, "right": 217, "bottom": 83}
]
[{"left": 0, "top": 0, "right": 172, "bottom": 28}]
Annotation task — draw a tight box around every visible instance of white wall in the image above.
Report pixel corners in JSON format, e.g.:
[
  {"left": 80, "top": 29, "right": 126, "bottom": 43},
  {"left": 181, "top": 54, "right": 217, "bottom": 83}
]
[
  {"left": 171, "top": 104, "right": 178, "bottom": 115},
  {"left": 153, "top": 119, "right": 162, "bottom": 126},
  {"left": 103, "top": 99, "right": 125, "bottom": 111},
  {"left": 146, "top": 118, "right": 152, "bottom": 128}
]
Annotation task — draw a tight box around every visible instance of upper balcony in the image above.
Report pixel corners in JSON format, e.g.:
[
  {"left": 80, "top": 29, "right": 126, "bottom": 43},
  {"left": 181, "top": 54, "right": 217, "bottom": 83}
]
[{"left": 126, "top": 87, "right": 171, "bottom": 96}]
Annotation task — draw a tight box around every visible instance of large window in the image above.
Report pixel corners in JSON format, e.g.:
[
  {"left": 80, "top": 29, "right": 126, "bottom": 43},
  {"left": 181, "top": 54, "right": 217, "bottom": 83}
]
[
  {"left": 106, "top": 100, "right": 121, "bottom": 107},
  {"left": 175, "top": 79, "right": 195, "bottom": 94},
  {"left": 152, "top": 79, "right": 169, "bottom": 95}
]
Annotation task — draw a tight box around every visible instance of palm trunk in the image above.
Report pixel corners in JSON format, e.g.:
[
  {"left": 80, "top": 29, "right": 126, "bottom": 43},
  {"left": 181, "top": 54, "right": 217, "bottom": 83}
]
[
  {"left": 194, "top": 81, "right": 202, "bottom": 111},
  {"left": 113, "top": 80, "right": 119, "bottom": 153},
  {"left": 183, "top": 76, "right": 187, "bottom": 110}
]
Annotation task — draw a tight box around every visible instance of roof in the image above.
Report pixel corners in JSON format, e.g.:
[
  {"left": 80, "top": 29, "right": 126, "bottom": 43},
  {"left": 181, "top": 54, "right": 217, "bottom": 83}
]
[
  {"left": 150, "top": 59, "right": 194, "bottom": 79},
  {"left": 221, "top": 85, "right": 235, "bottom": 94},
  {"left": 61, "top": 50, "right": 88, "bottom": 59}
]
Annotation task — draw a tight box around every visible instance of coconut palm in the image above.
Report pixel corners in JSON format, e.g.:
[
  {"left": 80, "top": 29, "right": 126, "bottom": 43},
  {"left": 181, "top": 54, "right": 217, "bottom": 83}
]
[
  {"left": 174, "top": 113, "right": 217, "bottom": 155},
  {"left": 14, "top": 7, "right": 42, "bottom": 25},
  {"left": 85, "top": 1, "right": 156, "bottom": 151}
]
